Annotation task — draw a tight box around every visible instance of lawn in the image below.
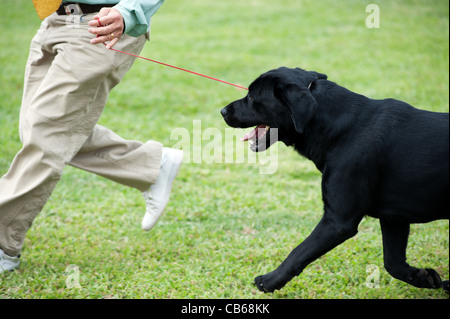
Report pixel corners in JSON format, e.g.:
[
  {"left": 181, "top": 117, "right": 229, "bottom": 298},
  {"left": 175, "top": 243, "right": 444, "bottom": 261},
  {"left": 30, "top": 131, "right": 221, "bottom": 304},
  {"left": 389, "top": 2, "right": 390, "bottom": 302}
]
[{"left": 0, "top": 0, "right": 448, "bottom": 300}]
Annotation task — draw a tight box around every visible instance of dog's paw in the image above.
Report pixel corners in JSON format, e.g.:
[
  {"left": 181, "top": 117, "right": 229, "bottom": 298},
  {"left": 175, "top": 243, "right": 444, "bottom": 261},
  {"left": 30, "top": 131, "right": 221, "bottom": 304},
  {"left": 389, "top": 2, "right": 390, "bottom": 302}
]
[
  {"left": 255, "top": 275, "right": 273, "bottom": 293},
  {"left": 412, "top": 268, "right": 442, "bottom": 289},
  {"left": 254, "top": 271, "right": 287, "bottom": 293}
]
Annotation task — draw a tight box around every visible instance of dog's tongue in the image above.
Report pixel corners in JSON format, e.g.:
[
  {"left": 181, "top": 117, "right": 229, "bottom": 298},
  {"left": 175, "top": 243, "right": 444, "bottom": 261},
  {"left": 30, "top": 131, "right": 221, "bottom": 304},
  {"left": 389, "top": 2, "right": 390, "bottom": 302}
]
[{"left": 241, "top": 125, "right": 266, "bottom": 141}]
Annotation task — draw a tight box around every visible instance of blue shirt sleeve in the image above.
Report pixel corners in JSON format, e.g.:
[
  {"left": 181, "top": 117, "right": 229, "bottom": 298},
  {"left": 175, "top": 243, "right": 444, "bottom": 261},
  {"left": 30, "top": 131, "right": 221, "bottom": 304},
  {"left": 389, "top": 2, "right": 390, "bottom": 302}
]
[{"left": 114, "top": 0, "right": 165, "bottom": 37}]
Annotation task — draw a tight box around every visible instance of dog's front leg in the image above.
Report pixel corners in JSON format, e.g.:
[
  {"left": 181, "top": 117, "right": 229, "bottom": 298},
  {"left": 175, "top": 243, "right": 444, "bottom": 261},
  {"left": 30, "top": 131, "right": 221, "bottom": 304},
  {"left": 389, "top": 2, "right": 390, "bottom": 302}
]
[{"left": 255, "top": 215, "right": 359, "bottom": 293}]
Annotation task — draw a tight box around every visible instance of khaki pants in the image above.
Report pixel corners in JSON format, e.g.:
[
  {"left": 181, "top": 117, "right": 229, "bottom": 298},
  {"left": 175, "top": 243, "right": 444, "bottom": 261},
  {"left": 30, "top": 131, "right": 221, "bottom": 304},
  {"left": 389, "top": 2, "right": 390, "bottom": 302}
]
[{"left": 0, "top": 13, "right": 162, "bottom": 257}]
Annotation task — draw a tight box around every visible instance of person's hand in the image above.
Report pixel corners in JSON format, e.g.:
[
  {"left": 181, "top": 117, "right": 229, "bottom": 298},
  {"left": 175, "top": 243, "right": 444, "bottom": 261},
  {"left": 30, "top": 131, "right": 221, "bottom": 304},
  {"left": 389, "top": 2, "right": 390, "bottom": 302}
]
[{"left": 88, "top": 8, "right": 124, "bottom": 49}]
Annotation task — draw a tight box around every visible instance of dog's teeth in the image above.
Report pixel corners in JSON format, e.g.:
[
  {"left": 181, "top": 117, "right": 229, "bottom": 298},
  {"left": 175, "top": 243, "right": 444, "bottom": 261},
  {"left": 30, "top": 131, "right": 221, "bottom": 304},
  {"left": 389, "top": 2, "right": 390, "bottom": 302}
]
[
  {"left": 249, "top": 139, "right": 255, "bottom": 146},
  {"left": 265, "top": 126, "right": 270, "bottom": 131}
]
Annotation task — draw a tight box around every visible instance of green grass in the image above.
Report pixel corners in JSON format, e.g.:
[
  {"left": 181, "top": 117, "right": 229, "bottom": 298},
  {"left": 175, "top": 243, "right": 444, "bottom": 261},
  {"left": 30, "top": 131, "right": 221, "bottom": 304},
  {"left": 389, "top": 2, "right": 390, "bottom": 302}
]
[{"left": 0, "top": 0, "right": 448, "bottom": 299}]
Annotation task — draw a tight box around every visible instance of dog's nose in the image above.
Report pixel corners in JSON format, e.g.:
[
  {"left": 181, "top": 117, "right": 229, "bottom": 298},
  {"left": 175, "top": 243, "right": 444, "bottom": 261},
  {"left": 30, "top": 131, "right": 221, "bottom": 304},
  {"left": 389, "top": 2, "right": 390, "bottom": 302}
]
[{"left": 220, "top": 107, "right": 227, "bottom": 117}]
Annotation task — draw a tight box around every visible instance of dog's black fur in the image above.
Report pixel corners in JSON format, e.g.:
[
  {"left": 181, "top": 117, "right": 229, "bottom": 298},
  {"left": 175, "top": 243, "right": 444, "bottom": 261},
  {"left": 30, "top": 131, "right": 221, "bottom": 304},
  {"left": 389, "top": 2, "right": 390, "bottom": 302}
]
[{"left": 221, "top": 67, "right": 449, "bottom": 293}]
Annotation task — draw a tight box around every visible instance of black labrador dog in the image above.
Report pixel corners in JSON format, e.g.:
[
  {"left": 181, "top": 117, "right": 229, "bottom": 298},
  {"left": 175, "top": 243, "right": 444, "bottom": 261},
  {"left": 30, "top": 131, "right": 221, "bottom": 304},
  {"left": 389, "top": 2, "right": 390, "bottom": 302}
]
[{"left": 220, "top": 67, "right": 449, "bottom": 293}]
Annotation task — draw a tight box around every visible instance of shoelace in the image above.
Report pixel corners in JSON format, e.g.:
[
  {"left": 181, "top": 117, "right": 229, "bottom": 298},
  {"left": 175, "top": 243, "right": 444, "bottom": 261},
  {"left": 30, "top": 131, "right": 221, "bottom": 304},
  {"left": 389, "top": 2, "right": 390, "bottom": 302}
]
[{"left": 143, "top": 191, "right": 159, "bottom": 215}]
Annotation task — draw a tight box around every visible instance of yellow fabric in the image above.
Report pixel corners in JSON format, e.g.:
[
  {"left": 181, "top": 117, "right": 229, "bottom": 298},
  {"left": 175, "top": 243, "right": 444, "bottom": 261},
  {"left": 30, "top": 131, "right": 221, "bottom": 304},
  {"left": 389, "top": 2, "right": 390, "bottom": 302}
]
[{"left": 32, "top": 0, "right": 62, "bottom": 20}]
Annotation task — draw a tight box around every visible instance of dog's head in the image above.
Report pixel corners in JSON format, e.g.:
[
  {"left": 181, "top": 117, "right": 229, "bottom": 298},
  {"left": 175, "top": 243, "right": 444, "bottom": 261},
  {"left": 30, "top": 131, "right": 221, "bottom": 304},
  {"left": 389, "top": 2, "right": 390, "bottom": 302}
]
[{"left": 221, "top": 67, "right": 327, "bottom": 152}]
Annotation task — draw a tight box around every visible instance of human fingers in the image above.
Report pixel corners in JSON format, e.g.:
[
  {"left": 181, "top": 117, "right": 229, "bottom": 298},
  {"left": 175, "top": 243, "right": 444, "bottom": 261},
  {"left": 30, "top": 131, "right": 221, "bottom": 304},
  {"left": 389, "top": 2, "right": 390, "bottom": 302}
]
[
  {"left": 88, "top": 7, "right": 111, "bottom": 27},
  {"left": 89, "top": 23, "right": 122, "bottom": 44},
  {"left": 105, "top": 37, "right": 119, "bottom": 49},
  {"left": 94, "top": 8, "right": 123, "bottom": 29},
  {"left": 88, "top": 8, "right": 124, "bottom": 47}
]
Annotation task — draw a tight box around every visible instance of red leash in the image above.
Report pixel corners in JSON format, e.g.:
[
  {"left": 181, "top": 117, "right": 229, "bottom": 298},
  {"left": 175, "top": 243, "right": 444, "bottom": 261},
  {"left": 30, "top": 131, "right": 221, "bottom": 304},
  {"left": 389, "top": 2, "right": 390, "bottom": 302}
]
[
  {"left": 95, "top": 18, "right": 248, "bottom": 90},
  {"left": 110, "top": 47, "right": 248, "bottom": 90}
]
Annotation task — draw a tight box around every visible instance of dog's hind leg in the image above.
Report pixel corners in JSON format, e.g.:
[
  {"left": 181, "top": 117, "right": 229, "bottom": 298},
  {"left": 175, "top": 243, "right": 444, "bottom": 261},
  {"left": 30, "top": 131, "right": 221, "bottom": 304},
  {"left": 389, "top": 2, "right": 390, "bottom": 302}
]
[{"left": 380, "top": 219, "right": 443, "bottom": 289}]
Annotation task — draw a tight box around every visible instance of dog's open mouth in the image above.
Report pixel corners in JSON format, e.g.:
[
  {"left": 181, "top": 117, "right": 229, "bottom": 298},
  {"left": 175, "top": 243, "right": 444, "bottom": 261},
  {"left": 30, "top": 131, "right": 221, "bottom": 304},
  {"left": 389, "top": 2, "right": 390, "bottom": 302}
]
[{"left": 240, "top": 125, "right": 274, "bottom": 152}]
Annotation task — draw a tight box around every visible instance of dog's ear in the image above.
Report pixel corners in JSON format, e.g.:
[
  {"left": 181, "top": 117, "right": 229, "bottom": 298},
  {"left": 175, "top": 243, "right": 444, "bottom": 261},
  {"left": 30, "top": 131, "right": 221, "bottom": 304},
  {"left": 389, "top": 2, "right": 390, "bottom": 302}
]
[
  {"left": 311, "top": 71, "right": 328, "bottom": 80},
  {"left": 275, "top": 83, "right": 318, "bottom": 134},
  {"left": 293, "top": 68, "right": 328, "bottom": 82}
]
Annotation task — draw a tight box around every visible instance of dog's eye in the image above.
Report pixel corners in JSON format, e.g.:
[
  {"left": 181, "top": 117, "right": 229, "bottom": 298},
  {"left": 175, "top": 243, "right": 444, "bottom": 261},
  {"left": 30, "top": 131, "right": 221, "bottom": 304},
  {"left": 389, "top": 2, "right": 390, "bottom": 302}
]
[{"left": 248, "top": 94, "right": 254, "bottom": 102}]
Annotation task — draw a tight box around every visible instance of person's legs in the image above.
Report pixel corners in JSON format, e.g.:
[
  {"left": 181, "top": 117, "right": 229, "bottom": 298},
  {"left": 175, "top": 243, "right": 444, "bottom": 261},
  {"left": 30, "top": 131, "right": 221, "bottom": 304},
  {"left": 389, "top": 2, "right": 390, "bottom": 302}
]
[
  {"left": 70, "top": 125, "right": 162, "bottom": 192},
  {"left": 0, "top": 13, "right": 159, "bottom": 258}
]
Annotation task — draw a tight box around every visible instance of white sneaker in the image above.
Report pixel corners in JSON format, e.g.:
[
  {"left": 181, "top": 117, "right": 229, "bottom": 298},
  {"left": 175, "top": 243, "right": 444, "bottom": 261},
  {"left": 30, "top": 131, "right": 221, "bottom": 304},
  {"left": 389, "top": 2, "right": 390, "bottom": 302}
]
[
  {"left": 142, "top": 148, "right": 183, "bottom": 231},
  {"left": 0, "top": 249, "right": 20, "bottom": 274}
]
